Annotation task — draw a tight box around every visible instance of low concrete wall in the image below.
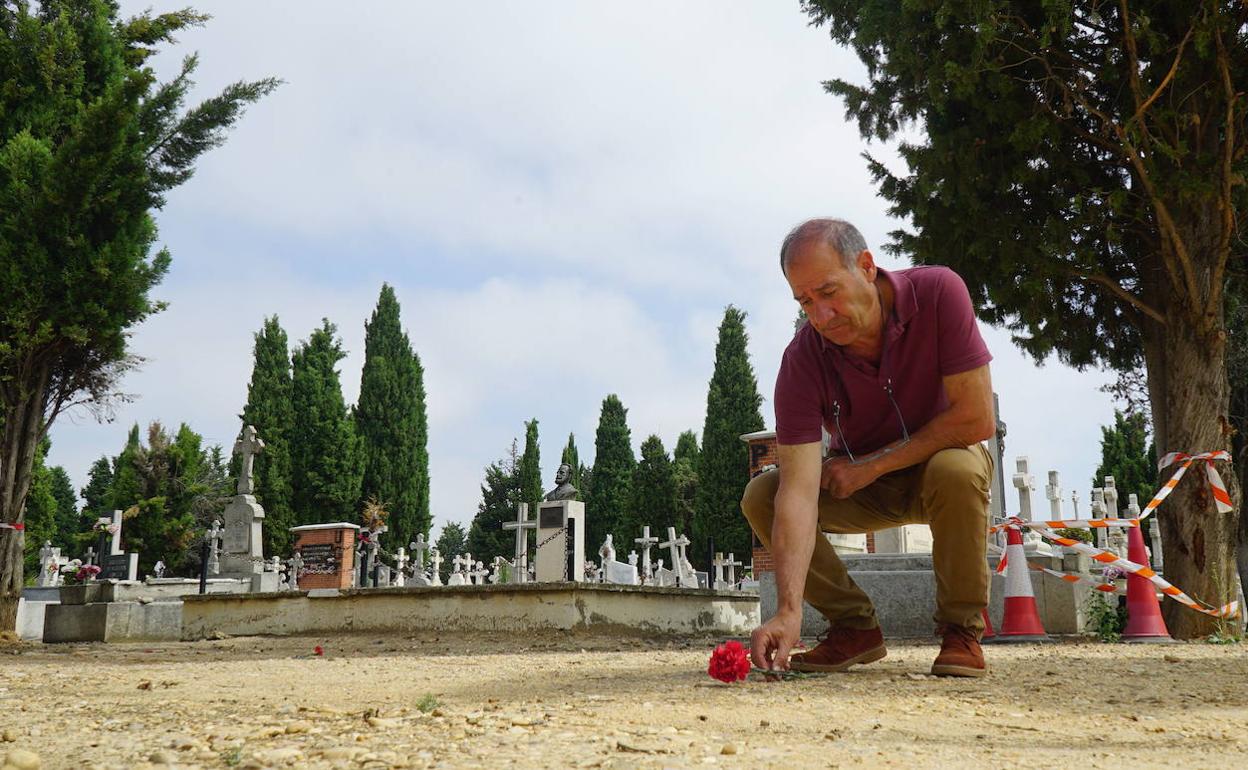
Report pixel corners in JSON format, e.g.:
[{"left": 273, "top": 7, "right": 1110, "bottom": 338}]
[
  {"left": 183, "top": 583, "right": 759, "bottom": 640},
  {"left": 759, "top": 554, "right": 1089, "bottom": 638},
  {"left": 43, "top": 602, "right": 182, "bottom": 643}
]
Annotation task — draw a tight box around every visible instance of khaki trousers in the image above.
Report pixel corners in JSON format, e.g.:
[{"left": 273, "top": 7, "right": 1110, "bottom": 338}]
[{"left": 741, "top": 443, "right": 993, "bottom": 633}]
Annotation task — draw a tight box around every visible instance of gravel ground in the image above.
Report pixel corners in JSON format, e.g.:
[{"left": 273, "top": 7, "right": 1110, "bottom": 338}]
[{"left": 1, "top": 632, "right": 1246, "bottom": 769}]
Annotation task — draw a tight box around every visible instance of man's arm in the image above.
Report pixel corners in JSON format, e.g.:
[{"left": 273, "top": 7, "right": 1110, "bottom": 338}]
[
  {"left": 749, "top": 440, "right": 822, "bottom": 670},
  {"left": 823, "top": 364, "right": 995, "bottom": 498}
]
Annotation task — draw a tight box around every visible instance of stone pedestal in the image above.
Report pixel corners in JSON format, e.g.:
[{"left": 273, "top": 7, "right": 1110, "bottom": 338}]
[{"left": 535, "top": 500, "right": 585, "bottom": 582}]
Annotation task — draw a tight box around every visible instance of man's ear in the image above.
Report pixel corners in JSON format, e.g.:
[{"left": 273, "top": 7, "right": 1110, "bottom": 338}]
[{"left": 857, "top": 249, "right": 877, "bottom": 280}]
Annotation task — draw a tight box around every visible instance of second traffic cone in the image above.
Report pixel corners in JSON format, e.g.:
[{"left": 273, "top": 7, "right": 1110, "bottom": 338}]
[
  {"left": 981, "top": 608, "right": 995, "bottom": 640},
  {"left": 997, "top": 525, "right": 1048, "bottom": 641},
  {"left": 1121, "top": 524, "right": 1174, "bottom": 643}
]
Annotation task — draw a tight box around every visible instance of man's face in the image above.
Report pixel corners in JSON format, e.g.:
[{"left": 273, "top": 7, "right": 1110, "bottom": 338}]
[
  {"left": 785, "top": 239, "right": 878, "bottom": 348},
  {"left": 556, "top": 464, "right": 570, "bottom": 484}
]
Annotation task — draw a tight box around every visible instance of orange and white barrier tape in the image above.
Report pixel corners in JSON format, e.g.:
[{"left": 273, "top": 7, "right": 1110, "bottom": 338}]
[
  {"left": 0, "top": 522, "right": 24, "bottom": 531},
  {"left": 1034, "top": 563, "right": 1126, "bottom": 595},
  {"left": 1139, "top": 450, "right": 1232, "bottom": 519},
  {"left": 1037, "top": 525, "right": 1239, "bottom": 619},
  {"left": 990, "top": 518, "right": 1139, "bottom": 534}
]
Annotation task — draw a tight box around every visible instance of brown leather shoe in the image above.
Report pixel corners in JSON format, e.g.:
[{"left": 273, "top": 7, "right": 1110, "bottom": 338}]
[
  {"left": 789, "top": 625, "right": 886, "bottom": 672},
  {"left": 931, "top": 623, "right": 987, "bottom": 677}
]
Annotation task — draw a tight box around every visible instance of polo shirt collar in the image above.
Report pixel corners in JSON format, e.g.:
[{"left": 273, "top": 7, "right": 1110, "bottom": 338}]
[{"left": 815, "top": 266, "right": 918, "bottom": 353}]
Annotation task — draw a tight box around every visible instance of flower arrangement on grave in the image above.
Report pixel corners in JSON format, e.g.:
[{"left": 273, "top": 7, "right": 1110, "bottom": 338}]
[
  {"left": 707, "top": 639, "right": 824, "bottom": 683},
  {"left": 360, "top": 496, "right": 389, "bottom": 534},
  {"left": 92, "top": 517, "right": 119, "bottom": 536},
  {"left": 64, "top": 564, "right": 101, "bottom": 585}
]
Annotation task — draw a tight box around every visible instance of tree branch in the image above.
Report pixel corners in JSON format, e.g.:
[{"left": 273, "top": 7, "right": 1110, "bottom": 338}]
[
  {"left": 1208, "top": 23, "right": 1238, "bottom": 320},
  {"left": 1126, "top": 24, "right": 1195, "bottom": 129},
  {"left": 1071, "top": 267, "right": 1166, "bottom": 324}
]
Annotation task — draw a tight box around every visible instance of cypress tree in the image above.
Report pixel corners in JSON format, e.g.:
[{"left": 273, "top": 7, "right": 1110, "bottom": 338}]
[
  {"left": 434, "top": 521, "right": 467, "bottom": 582},
  {"left": 517, "top": 419, "right": 543, "bottom": 515},
  {"left": 80, "top": 457, "right": 114, "bottom": 533},
  {"left": 695, "top": 306, "right": 764, "bottom": 561},
  {"left": 21, "top": 440, "right": 57, "bottom": 576},
  {"left": 560, "top": 433, "right": 584, "bottom": 500},
  {"left": 631, "top": 435, "right": 678, "bottom": 542},
  {"left": 240, "top": 316, "right": 295, "bottom": 556},
  {"left": 585, "top": 394, "right": 635, "bottom": 553},
  {"left": 290, "top": 320, "right": 364, "bottom": 525},
  {"left": 466, "top": 441, "right": 521, "bottom": 565},
  {"left": 672, "top": 430, "right": 700, "bottom": 537},
  {"left": 48, "top": 467, "right": 78, "bottom": 549},
  {"left": 356, "top": 285, "right": 430, "bottom": 551}
]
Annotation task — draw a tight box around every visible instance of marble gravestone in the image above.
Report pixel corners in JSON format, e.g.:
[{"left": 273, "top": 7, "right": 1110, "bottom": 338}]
[{"left": 221, "top": 425, "right": 277, "bottom": 592}]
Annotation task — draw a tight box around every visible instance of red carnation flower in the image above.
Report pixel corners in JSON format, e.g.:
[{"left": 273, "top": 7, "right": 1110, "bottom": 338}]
[
  {"left": 314, "top": 645, "right": 324, "bottom": 656},
  {"left": 707, "top": 640, "right": 751, "bottom": 683}
]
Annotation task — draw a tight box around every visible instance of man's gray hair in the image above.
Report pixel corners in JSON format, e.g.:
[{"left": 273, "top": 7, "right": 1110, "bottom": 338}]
[{"left": 779, "top": 218, "right": 869, "bottom": 274}]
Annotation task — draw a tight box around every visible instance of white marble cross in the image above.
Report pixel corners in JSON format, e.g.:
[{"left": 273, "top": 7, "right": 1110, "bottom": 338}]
[
  {"left": 394, "top": 547, "right": 409, "bottom": 587},
  {"left": 232, "top": 424, "right": 266, "bottom": 496},
  {"left": 1104, "top": 477, "right": 1126, "bottom": 557},
  {"left": 724, "top": 553, "right": 742, "bottom": 588},
  {"left": 1071, "top": 490, "right": 1080, "bottom": 518},
  {"left": 409, "top": 534, "right": 430, "bottom": 573},
  {"left": 470, "top": 560, "right": 488, "bottom": 585},
  {"left": 1090, "top": 488, "right": 1107, "bottom": 549},
  {"left": 659, "top": 528, "right": 693, "bottom": 587},
  {"left": 711, "top": 552, "right": 726, "bottom": 590},
  {"left": 1011, "top": 457, "right": 1034, "bottom": 520},
  {"left": 207, "top": 520, "right": 223, "bottom": 575},
  {"left": 598, "top": 534, "right": 616, "bottom": 566},
  {"left": 1045, "top": 470, "right": 1062, "bottom": 518},
  {"left": 288, "top": 551, "right": 304, "bottom": 589},
  {"left": 429, "top": 548, "right": 443, "bottom": 586},
  {"left": 634, "top": 526, "right": 658, "bottom": 585},
  {"left": 109, "top": 509, "right": 124, "bottom": 555}
]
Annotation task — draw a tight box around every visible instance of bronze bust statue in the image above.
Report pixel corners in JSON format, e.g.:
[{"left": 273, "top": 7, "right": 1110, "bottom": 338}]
[{"left": 544, "top": 463, "right": 578, "bottom": 501}]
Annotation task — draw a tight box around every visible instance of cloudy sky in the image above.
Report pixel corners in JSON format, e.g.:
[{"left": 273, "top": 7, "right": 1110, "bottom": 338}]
[{"left": 48, "top": 1, "right": 1121, "bottom": 536}]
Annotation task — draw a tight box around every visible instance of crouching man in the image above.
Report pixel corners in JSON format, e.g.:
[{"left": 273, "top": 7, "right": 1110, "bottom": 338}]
[{"left": 744, "top": 218, "right": 996, "bottom": 678}]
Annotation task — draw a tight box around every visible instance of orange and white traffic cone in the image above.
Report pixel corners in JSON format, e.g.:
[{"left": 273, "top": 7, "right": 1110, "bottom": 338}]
[
  {"left": 996, "top": 525, "right": 1048, "bottom": 641},
  {"left": 1121, "top": 524, "right": 1175, "bottom": 643}
]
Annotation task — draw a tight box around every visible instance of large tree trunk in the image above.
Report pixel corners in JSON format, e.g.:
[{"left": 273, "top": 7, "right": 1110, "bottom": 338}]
[
  {"left": 0, "top": 379, "right": 47, "bottom": 634},
  {"left": 1144, "top": 303, "right": 1242, "bottom": 639}
]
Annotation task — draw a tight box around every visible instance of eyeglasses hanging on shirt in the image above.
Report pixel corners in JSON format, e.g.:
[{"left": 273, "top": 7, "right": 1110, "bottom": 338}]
[{"left": 830, "top": 378, "right": 911, "bottom": 466}]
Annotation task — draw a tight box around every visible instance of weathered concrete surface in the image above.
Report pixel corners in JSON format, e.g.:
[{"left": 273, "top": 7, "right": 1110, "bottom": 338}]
[
  {"left": 760, "top": 554, "right": 1088, "bottom": 637},
  {"left": 182, "top": 583, "right": 759, "bottom": 640},
  {"left": 43, "top": 601, "right": 183, "bottom": 643},
  {"left": 57, "top": 578, "right": 250, "bottom": 605}
]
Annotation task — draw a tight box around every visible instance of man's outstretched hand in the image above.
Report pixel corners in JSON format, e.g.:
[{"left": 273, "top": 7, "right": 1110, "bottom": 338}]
[{"left": 750, "top": 611, "right": 802, "bottom": 672}]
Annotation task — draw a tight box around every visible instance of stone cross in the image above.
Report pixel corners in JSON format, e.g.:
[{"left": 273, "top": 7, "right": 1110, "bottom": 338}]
[
  {"left": 394, "top": 547, "right": 409, "bottom": 587},
  {"left": 1045, "top": 470, "right": 1062, "bottom": 519},
  {"left": 409, "top": 533, "right": 430, "bottom": 573},
  {"left": 628, "top": 551, "right": 639, "bottom": 572},
  {"left": 206, "top": 520, "right": 223, "bottom": 575},
  {"left": 634, "top": 526, "right": 658, "bottom": 585},
  {"left": 598, "top": 534, "right": 616, "bottom": 566},
  {"left": 1090, "top": 488, "right": 1107, "bottom": 550},
  {"left": 711, "top": 552, "right": 726, "bottom": 590},
  {"left": 502, "top": 503, "right": 536, "bottom": 582},
  {"left": 429, "top": 547, "right": 443, "bottom": 586},
  {"left": 1011, "top": 457, "right": 1035, "bottom": 520},
  {"left": 724, "top": 553, "right": 742, "bottom": 588},
  {"left": 109, "top": 509, "right": 124, "bottom": 555},
  {"left": 269, "top": 555, "right": 282, "bottom": 574},
  {"left": 471, "top": 560, "right": 488, "bottom": 585},
  {"left": 489, "top": 556, "right": 507, "bottom": 584},
  {"left": 1104, "top": 477, "right": 1126, "bottom": 557},
  {"left": 288, "top": 552, "right": 304, "bottom": 589},
  {"left": 84, "top": 546, "right": 96, "bottom": 566},
  {"left": 1071, "top": 490, "right": 1080, "bottom": 518},
  {"left": 659, "top": 528, "right": 693, "bottom": 587},
  {"left": 232, "top": 425, "right": 266, "bottom": 496}
]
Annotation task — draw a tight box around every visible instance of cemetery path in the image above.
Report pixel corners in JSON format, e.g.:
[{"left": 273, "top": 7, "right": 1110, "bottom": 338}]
[{"left": 1, "top": 633, "right": 1246, "bottom": 769}]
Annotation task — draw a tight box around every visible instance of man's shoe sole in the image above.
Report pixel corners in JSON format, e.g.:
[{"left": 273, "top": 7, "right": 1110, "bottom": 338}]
[
  {"left": 789, "top": 645, "right": 887, "bottom": 673},
  {"left": 930, "top": 663, "right": 987, "bottom": 678}
]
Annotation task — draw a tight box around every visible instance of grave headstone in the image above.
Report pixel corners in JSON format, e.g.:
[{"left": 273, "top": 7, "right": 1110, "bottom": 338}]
[
  {"left": 1045, "top": 471, "right": 1062, "bottom": 518},
  {"left": 712, "top": 552, "right": 727, "bottom": 590},
  {"left": 1104, "top": 476, "right": 1126, "bottom": 558},
  {"left": 99, "top": 552, "right": 138, "bottom": 581},
  {"left": 37, "top": 542, "right": 60, "bottom": 587},
  {"left": 660, "top": 528, "right": 695, "bottom": 588},
  {"left": 290, "top": 523, "right": 359, "bottom": 590},
  {"left": 220, "top": 424, "right": 275, "bottom": 591},
  {"left": 724, "top": 553, "right": 742, "bottom": 589},
  {"left": 1090, "top": 488, "right": 1107, "bottom": 550},
  {"left": 428, "top": 548, "right": 443, "bottom": 586},
  {"left": 393, "top": 547, "right": 409, "bottom": 588},
  {"left": 206, "top": 520, "right": 223, "bottom": 575},
  {"left": 503, "top": 503, "right": 536, "bottom": 583}
]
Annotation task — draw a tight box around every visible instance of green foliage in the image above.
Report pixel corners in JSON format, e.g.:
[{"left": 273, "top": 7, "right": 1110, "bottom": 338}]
[
  {"left": 466, "top": 441, "right": 521, "bottom": 566},
  {"left": 100, "top": 421, "right": 232, "bottom": 574},
  {"left": 694, "top": 307, "right": 764, "bottom": 565},
  {"left": 239, "top": 316, "right": 295, "bottom": 557},
  {"left": 290, "top": 320, "right": 363, "bottom": 525},
  {"left": 355, "top": 285, "right": 430, "bottom": 551},
  {"left": 21, "top": 440, "right": 58, "bottom": 579},
  {"left": 1084, "top": 591, "right": 1127, "bottom": 643},
  {"left": 672, "top": 430, "right": 700, "bottom": 536},
  {"left": 585, "top": 395, "right": 635, "bottom": 553},
  {"left": 631, "top": 435, "right": 678, "bottom": 542},
  {"left": 1056, "top": 527, "right": 1093, "bottom": 544},
  {"left": 0, "top": 1, "right": 277, "bottom": 597},
  {"left": 517, "top": 419, "right": 543, "bottom": 516},
  {"left": 434, "top": 521, "right": 466, "bottom": 582},
  {"left": 415, "top": 693, "right": 439, "bottom": 713},
  {"left": 560, "top": 432, "right": 584, "bottom": 500},
  {"left": 79, "top": 456, "right": 113, "bottom": 530},
  {"left": 47, "top": 465, "right": 77, "bottom": 542}
]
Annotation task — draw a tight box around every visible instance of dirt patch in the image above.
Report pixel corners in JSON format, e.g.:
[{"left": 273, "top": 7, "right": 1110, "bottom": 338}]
[{"left": 1, "top": 633, "right": 1245, "bottom": 768}]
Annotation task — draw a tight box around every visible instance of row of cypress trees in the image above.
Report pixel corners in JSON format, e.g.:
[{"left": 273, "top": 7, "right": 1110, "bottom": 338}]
[
  {"left": 460, "top": 305, "right": 764, "bottom": 569},
  {"left": 240, "top": 285, "right": 429, "bottom": 556}
]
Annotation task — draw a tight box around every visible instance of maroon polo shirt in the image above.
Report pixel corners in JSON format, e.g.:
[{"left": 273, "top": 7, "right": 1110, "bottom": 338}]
[{"left": 774, "top": 266, "right": 992, "bottom": 452}]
